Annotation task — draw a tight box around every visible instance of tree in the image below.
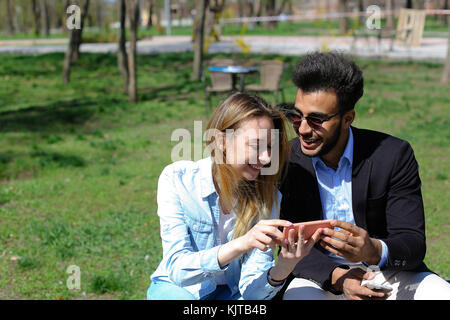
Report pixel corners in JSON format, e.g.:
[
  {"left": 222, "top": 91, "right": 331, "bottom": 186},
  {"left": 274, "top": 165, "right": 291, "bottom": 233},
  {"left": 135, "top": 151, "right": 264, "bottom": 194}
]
[
  {"left": 338, "top": 0, "right": 349, "bottom": 35},
  {"left": 63, "top": 0, "right": 90, "bottom": 84},
  {"left": 192, "top": 0, "right": 208, "bottom": 81},
  {"left": 441, "top": 24, "right": 450, "bottom": 84},
  {"left": 31, "top": 0, "right": 41, "bottom": 36},
  {"left": 125, "top": 0, "right": 140, "bottom": 103},
  {"left": 386, "top": 0, "right": 395, "bottom": 30},
  {"left": 40, "top": 0, "right": 49, "bottom": 37},
  {"left": 6, "top": 0, "right": 15, "bottom": 35},
  {"left": 118, "top": 0, "right": 129, "bottom": 93}
]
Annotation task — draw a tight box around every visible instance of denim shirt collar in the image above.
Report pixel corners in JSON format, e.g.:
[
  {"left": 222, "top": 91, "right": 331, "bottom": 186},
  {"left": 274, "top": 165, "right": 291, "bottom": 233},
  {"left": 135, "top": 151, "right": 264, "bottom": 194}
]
[
  {"left": 312, "top": 127, "right": 354, "bottom": 170},
  {"left": 199, "top": 157, "right": 217, "bottom": 198}
]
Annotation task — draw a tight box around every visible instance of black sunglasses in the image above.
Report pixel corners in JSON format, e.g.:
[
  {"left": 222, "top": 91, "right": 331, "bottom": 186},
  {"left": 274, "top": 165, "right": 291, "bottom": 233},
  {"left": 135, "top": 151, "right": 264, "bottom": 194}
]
[{"left": 282, "top": 109, "right": 340, "bottom": 130}]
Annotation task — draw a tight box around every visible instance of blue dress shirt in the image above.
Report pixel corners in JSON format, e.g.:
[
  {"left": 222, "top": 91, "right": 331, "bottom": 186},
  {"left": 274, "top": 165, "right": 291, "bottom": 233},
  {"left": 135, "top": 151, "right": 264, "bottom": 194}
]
[{"left": 312, "top": 128, "right": 388, "bottom": 267}]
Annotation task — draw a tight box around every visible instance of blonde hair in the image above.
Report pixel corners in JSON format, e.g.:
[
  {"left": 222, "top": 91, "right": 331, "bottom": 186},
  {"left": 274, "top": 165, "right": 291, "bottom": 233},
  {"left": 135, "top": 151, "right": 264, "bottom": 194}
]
[{"left": 206, "top": 92, "right": 289, "bottom": 239}]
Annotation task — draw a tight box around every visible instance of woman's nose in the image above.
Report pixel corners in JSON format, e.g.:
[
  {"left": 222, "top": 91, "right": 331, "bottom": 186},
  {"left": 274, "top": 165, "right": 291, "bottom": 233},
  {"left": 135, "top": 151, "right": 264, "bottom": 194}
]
[{"left": 258, "top": 148, "right": 271, "bottom": 165}]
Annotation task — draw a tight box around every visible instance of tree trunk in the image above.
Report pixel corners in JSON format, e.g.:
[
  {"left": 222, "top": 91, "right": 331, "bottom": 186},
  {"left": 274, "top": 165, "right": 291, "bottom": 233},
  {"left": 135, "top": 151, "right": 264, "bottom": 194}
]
[
  {"left": 126, "top": 0, "right": 140, "bottom": 103},
  {"left": 6, "top": 0, "right": 15, "bottom": 35},
  {"left": 338, "top": 0, "right": 349, "bottom": 35},
  {"left": 441, "top": 24, "right": 450, "bottom": 84},
  {"left": 386, "top": 0, "right": 395, "bottom": 30},
  {"left": 40, "top": 0, "right": 49, "bottom": 37},
  {"left": 358, "top": 0, "right": 365, "bottom": 27},
  {"left": 192, "top": 0, "right": 208, "bottom": 81},
  {"left": 412, "top": 0, "right": 425, "bottom": 9},
  {"left": 63, "top": 0, "right": 90, "bottom": 84},
  {"left": 118, "top": 0, "right": 129, "bottom": 93},
  {"left": 147, "top": 0, "right": 154, "bottom": 28},
  {"left": 32, "top": 0, "right": 41, "bottom": 36}
]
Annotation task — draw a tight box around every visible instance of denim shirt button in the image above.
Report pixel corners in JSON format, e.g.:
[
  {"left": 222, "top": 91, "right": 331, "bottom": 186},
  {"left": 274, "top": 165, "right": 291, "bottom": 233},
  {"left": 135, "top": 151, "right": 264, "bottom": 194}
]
[{"left": 193, "top": 224, "right": 198, "bottom": 230}]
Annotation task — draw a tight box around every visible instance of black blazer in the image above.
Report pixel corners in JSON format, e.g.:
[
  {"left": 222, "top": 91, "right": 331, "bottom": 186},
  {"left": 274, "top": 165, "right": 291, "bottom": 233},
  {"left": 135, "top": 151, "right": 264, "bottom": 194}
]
[{"left": 279, "top": 126, "right": 429, "bottom": 291}]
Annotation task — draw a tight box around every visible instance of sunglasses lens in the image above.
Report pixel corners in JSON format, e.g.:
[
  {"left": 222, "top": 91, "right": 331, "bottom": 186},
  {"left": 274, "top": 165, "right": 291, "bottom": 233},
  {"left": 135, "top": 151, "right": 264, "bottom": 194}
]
[{"left": 307, "top": 118, "right": 323, "bottom": 128}]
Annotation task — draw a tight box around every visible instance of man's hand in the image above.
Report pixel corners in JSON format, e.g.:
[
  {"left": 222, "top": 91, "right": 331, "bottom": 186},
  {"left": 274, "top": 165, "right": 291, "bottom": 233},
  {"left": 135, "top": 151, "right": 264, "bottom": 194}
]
[
  {"left": 331, "top": 267, "right": 391, "bottom": 300},
  {"left": 320, "top": 220, "right": 382, "bottom": 265}
]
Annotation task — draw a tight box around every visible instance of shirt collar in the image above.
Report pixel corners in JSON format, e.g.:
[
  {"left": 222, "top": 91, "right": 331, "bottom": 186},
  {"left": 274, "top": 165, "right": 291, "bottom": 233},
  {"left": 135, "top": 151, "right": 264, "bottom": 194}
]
[
  {"left": 312, "top": 127, "right": 354, "bottom": 170},
  {"left": 199, "top": 157, "right": 217, "bottom": 198}
]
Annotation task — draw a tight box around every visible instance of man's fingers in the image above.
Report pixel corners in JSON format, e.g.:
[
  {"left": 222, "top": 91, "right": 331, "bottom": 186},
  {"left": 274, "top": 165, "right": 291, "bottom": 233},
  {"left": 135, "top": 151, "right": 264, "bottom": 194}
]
[
  {"left": 320, "top": 234, "right": 356, "bottom": 254},
  {"left": 322, "top": 228, "right": 357, "bottom": 246},
  {"left": 319, "top": 241, "right": 345, "bottom": 257},
  {"left": 330, "top": 219, "right": 361, "bottom": 236}
]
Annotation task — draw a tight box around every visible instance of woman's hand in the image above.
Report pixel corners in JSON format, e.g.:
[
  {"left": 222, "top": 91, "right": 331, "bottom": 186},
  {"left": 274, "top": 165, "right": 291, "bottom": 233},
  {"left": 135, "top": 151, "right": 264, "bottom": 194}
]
[
  {"left": 239, "top": 219, "right": 293, "bottom": 253},
  {"left": 268, "top": 225, "right": 323, "bottom": 283},
  {"left": 218, "top": 219, "right": 292, "bottom": 268}
]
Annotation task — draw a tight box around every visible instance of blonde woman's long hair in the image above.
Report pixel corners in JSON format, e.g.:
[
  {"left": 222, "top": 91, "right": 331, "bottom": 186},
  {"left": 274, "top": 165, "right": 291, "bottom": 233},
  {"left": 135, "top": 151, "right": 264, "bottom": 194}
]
[{"left": 206, "top": 92, "right": 289, "bottom": 239}]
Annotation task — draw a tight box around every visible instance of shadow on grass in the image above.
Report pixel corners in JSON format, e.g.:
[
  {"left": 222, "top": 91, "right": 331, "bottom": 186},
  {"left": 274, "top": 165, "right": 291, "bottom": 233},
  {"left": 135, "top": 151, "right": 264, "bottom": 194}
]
[{"left": 0, "top": 98, "right": 98, "bottom": 133}]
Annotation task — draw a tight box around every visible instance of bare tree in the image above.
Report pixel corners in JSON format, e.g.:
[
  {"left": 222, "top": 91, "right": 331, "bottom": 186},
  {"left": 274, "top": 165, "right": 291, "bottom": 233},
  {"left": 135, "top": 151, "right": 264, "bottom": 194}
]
[
  {"left": 386, "top": 0, "right": 395, "bottom": 30},
  {"left": 412, "top": 0, "right": 425, "bottom": 9},
  {"left": 63, "top": 0, "right": 90, "bottom": 84},
  {"left": 6, "top": 0, "right": 16, "bottom": 35},
  {"left": 118, "top": 0, "right": 129, "bottom": 93},
  {"left": 125, "top": 0, "right": 140, "bottom": 103},
  {"left": 441, "top": 24, "right": 450, "bottom": 84},
  {"left": 40, "top": 0, "right": 49, "bottom": 37},
  {"left": 31, "top": 0, "right": 41, "bottom": 36},
  {"left": 192, "top": 0, "right": 208, "bottom": 81},
  {"left": 146, "top": 0, "right": 154, "bottom": 28},
  {"left": 338, "top": 0, "right": 349, "bottom": 35}
]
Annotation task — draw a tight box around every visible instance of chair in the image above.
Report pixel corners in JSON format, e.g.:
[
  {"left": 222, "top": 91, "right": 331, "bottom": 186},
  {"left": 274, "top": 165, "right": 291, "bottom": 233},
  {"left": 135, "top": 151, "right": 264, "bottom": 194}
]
[
  {"left": 204, "top": 58, "right": 235, "bottom": 115},
  {"left": 244, "top": 60, "right": 285, "bottom": 104}
]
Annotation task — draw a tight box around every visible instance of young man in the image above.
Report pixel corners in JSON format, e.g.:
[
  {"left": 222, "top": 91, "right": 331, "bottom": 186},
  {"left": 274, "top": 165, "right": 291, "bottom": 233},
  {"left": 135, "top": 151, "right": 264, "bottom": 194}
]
[{"left": 278, "top": 52, "right": 450, "bottom": 300}]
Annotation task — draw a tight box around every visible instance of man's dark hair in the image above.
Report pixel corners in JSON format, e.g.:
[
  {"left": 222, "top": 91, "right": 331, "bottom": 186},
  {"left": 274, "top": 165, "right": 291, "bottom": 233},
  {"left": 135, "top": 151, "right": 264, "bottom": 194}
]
[{"left": 291, "top": 51, "right": 364, "bottom": 113}]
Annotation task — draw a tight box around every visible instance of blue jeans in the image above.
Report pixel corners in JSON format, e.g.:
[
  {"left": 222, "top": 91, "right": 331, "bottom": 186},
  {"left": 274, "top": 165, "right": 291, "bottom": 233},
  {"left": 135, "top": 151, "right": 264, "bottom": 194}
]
[{"left": 147, "top": 280, "right": 242, "bottom": 300}]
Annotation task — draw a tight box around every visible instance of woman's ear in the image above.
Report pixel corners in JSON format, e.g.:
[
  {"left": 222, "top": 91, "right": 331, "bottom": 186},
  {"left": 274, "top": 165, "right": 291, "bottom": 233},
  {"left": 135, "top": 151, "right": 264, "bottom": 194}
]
[{"left": 215, "top": 131, "right": 226, "bottom": 154}]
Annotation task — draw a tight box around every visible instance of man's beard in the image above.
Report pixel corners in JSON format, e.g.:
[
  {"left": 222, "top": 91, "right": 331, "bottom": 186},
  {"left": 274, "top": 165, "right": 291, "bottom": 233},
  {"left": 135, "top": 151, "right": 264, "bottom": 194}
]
[{"left": 300, "top": 118, "right": 342, "bottom": 158}]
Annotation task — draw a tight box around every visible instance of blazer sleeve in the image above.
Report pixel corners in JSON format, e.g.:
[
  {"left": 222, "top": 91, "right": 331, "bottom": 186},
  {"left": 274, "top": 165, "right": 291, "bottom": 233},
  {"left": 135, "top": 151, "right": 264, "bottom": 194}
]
[{"left": 381, "top": 140, "right": 426, "bottom": 270}]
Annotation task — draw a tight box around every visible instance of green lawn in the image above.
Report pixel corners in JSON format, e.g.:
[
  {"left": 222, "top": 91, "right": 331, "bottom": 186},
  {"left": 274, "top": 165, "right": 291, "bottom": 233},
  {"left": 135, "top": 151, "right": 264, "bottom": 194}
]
[{"left": 0, "top": 52, "right": 448, "bottom": 299}]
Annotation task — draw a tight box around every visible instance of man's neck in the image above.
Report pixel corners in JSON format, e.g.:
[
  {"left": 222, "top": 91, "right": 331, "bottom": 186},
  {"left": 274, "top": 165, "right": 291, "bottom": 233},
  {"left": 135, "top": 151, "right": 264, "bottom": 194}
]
[{"left": 320, "top": 129, "right": 349, "bottom": 171}]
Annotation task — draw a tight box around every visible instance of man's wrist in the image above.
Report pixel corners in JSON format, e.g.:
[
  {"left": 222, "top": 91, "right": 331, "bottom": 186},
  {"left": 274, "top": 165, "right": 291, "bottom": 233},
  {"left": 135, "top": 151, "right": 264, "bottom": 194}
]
[
  {"left": 330, "top": 265, "right": 350, "bottom": 293},
  {"left": 364, "top": 238, "right": 383, "bottom": 266}
]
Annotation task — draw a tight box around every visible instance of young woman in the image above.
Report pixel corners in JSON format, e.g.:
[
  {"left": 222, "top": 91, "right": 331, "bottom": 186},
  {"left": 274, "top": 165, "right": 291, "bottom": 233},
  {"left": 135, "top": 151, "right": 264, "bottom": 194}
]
[{"left": 147, "top": 92, "right": 322, "bottom": 300}]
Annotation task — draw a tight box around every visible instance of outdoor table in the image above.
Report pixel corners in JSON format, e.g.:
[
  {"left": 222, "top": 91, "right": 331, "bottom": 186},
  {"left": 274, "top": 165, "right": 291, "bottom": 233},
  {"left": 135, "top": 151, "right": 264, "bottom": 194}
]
[{"left": 208, "top": 65, "right": 259, "bottom": 92}]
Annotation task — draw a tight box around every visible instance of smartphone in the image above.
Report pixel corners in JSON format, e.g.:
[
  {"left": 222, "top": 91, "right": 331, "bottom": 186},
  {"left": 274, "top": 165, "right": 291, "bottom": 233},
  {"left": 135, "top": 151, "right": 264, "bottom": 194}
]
[
  {"left": 360, "top": 280, "right": 393, "bottom": 292},
  {"left": 283, "top": 219, "right": 333, "bottom": 241}
]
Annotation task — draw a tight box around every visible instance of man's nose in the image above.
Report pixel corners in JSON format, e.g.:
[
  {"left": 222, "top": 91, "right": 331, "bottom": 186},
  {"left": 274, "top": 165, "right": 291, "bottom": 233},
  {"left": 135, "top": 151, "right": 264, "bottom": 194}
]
[{"left": 298, "top": 118, "right": 312, "bottom": 136}]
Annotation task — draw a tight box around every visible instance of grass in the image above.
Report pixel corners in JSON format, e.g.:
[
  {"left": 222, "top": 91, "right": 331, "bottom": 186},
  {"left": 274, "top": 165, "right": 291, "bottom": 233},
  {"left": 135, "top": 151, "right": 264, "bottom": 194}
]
[{"left": 0, "top": 51, "right": 448, "bottom": 299}]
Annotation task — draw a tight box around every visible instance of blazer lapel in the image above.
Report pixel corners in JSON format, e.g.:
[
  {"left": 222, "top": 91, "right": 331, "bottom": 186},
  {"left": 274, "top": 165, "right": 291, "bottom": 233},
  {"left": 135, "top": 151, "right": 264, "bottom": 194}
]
[{"left": 351, "top": 127, "right": 371, "bottom": 230}]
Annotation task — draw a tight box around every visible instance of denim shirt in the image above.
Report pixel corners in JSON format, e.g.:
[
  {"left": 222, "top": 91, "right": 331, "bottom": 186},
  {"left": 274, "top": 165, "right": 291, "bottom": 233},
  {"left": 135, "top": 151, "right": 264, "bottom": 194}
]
[{"left": 150, "top": 157, "right": 283, "bottom": 300}]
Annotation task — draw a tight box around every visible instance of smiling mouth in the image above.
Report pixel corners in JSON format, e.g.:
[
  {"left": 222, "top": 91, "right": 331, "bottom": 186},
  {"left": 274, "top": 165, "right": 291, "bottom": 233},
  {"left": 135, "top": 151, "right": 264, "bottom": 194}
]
[
  {"left": 248, "top": 164, "right": 263, "bottom": 170},
  {"left": 301, "top": 136, "right": 322, "bottom": 148}
]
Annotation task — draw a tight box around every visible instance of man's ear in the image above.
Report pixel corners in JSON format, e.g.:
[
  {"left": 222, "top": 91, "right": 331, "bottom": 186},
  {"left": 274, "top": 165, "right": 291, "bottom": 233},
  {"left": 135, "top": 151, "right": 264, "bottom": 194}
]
[{"left": 343, "top": 110, "right": 355, "bottom": 128}]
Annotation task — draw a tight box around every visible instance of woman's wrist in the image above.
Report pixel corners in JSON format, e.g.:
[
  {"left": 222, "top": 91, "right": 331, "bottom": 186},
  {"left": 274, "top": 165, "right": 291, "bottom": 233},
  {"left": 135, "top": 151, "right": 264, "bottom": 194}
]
[
  {"left": 217, "top": 237, "right": 247, "bottom": 268},
  {"left": 268, "top": 264, "right": 291, "bottom": 284}
]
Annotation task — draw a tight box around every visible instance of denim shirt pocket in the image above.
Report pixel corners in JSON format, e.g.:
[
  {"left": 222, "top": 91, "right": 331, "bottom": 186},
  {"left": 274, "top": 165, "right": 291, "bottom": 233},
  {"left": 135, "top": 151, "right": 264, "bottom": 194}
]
[{"left": 184, "top": 215, "right": 214, "bottom": 249}]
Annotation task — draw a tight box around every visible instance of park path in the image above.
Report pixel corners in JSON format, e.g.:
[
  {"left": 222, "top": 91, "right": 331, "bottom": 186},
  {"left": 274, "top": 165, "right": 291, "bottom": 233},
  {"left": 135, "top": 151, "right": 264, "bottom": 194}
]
[{"left": 0, "top": 35, "right": 447, "bottom": 62}]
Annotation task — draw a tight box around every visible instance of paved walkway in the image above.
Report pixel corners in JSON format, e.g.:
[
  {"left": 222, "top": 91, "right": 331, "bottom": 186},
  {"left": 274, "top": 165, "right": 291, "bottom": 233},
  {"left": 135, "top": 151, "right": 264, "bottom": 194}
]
[{"left": 0, "top": 35, "right": 447, "bottom": 62}]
